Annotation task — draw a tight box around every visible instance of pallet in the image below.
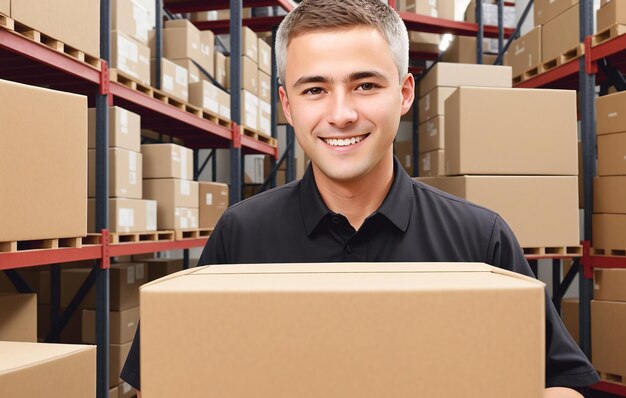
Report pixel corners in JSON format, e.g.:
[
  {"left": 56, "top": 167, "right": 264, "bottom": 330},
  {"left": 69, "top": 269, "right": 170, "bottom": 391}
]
[
  {"left": 109, "top": 231, "right": 175, "bottom": 244},
  {"left": 540, "top": 43, "right": 585, "bottom": 73},
  {"left": 599, "top": 371, "right": 625, "bottom": 386},
  {"left": 592, "top": 248, "right": 626, "bottom": 257},
  {"left": 592, "top": 24, "right": 626, "bottom": 47},
  {"left": 109, "top": 69, "right": 154, "bottom": 95},
  {"left": 0, "top": 236, "right": 86, "bottom": 253},
  {"left": 512, "top": 64, "right": 542, "bottom": 85},
  {"left": 185, "top": 103, "right": 232, "bottom": 129},
  {"left": 0, "top": 16, "right": 100, "bottom": 69},
  {"left": 174, "top": 228, "right": 213, "bottom": 240},
  {"left": 241, "top": 126, "right": 278, "bottom": 147},
  {"left": 522, "top": 245, "right": 582, "bottom": 256}
]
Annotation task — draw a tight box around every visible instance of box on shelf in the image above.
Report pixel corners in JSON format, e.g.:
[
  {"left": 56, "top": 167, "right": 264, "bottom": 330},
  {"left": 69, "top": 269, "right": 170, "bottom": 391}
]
[
  {"left": 0, "top": 341, "right": 96, "bottom": 398},
  {"left": 143, "top": 178, "right": 199, "bottom": 209},
  {"left": 199, "top": 30, "right": 216, "bottom": 77},
  {"left": 416, "top": 176, "right": 580, "bottom": 248},
  {"left": 190, "top": 8, "right": 252, "bottom": 21},
  {"left": 0, "top": 0, "right": 8, "bottom": 15},
  {"left": 189, "top": 80, "right": 220, "bottom": 115},
  {"left": 399, "top": 0, "right": 438, "bottom": 16},
  {"left": 597, "top": 132, "right": 626, "bottom": 176},
  {"left": 88, "top": 148, "right": 142, "bottom": 199},
  {"left": 465, "top": 1, "right": 517, "bottom": 28},
  {"left": 258, "top": 38, "right": 272, "bottom": 75},
  {"left": 141, "top": 143, "right": 193, "bottom": 180},
  {"left": 145, "top": 258, "right": 185, "bottom": 281},
  {"left": 594, "top": 176, "right": 626, "bottom": 213},
  {"left": 418, "top": 62, "right": 512, "bottom": 97},
  {"left": 0, "top": 269, "right": 50, "bottom": 304},
  {"left": 596, "top": 91, "right": 626, "bottom": 135},
  {"left": 597, "top": 0, "right": 626, "bottom": 32},
  {"left": 541, "top": 4, "right": 580, "bottom": 62},
  {"left": 159, "top": 207, "right": 199, "bottom": 230},
  {"left": 88, "top": 106, "right": 141, "bottom": 152},
  {"left": 560, "top": 298, "right": 579, "bottom": 345},
  {"left": 594, "top": 268, "right": 626, "bottom": 302},
  {"left": 418, "top": 87, "right": 456, "bottom": 122},
  {"left": 438, "top": 0, "right": 456, "bottom": 20},
  {"left": 504, "top": 26, "right": 542, "bottom": 78},
  {"left": 171, "top": 58, "right": 203, "bottom": 84},
  {"left": 418, "top": 149, "right": 445, "bottom": 177},
  {"left": 214, "top": 52, "right": 227, "bottom": 87},
  {"left": 241, "top": 56, "right": 258, "bottom": 95},
  {"left": 242, "top": 90, "right": 259, "bottom": 131},
  {"left": 242, "top": 26, "right": 258, "bottom": 62},
  {"left": 110, "top": 386, "right": 119, "bottom": 398},
  {"left": 111, "top": 30, "right": 151, "bottom": 86},
  {"left": 225, "top": 56, "right": 231, "bottom": 89},
  {"left": 140, "top": 263, "right": 545, "bottom": 397},
  {"left": 394, "top": 140, "right": 413, "bottom": 175},
  {"left": 112, "top": 0, "right": 151, "bottom": 46},
  {"left": 418, "top": 115, "right": 444, "bottom": 153},
  {"left": 441, "top": 36, "right": 498, "bottom": 65},
  {"left": 591, "top": 300, "right": 626, "bottom": 379},
  {"left": 218, "top": 89, "right": 231, "bottom": 120},
  {"left": 1, "top": 79, "right": 87, "bottom": 242},
  {"left": 593, "top": 214, "right": 626, "bottom": 251},
  {"left": 534, "top": 0, "right": 578, "bottom": 27},
  {"left": 151, "top": 57, "right": 189, "bottom": 102},
  {"left": 259, "top": 100, "right": 271, "bottom": 136},
  {"left": 110, "top": 342, "right": 132, "bottom": 387},
  {"left": 258, "top": 71, "right": 272, "bottom": 103},
  {"left": 88, "top": 198, "right": 157, "bottom": 233},
  {"left": 199, "top": 182, "right": 229, "bottom": 229},
  {"left": 159, "top": 19, "right": 212, "bottom": 73},
  {"left": 82, "top": 306, "right": 139, "bottom": 344},
  {"left": 0, "top": 293, "right": 36, "bottom": 342},
  {"left": 445, "top": 87, "right": 577, "bottom": 175}
]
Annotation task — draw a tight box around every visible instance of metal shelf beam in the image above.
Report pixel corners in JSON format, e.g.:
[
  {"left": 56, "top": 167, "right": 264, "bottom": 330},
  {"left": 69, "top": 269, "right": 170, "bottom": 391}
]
[{"left": 164, "top": 0, "right": 295, "bottom": 13}]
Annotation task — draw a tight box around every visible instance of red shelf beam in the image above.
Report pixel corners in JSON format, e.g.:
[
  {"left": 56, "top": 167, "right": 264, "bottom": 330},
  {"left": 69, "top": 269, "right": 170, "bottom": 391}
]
[
  {"left": 591, "top": 381, "right": 626, "bottom": 396},
  {"left": 164, "top": 0, "right": 295, "bottom": 13},
  {"left": 399, "top": 12, "right": 515, "bottom": 38},
  {"left": 194, "top": 16, "right": 284, "bottom": 34},
  {"left": 0, "top": 246, "right": 103, "bottom": 270},
  {"left": 590, "top": 255, "right": 626, "bottom": 269},
  {"left": 109, "top": 238, "right": 209, "bottom": 257},
  {"left": 515, "top": 58, "right": 580, "bottom": 89}
]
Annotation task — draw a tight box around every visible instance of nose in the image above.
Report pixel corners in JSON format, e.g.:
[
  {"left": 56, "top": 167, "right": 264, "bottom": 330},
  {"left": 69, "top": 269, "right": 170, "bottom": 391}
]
[{"left": 326, "top": 91, "right": 358, "bottom": 128}]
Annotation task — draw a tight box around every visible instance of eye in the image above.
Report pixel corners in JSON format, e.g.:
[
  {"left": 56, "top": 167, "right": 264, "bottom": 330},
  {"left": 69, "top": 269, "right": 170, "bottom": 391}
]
[
  {"left": 303, "top": 87, "right": 324, "bottom": 95},
  {"left": 356, "top": 82, "right": 377, "bottom": 91}
]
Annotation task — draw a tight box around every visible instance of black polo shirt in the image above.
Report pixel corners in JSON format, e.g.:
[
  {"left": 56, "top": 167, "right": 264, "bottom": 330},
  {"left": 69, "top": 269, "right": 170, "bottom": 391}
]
[{"left": 122, "top": 157, "right": 599, "bottom": 390}]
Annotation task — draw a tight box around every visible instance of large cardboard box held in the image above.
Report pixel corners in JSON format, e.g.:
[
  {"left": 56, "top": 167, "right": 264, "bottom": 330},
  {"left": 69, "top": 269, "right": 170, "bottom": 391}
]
[
  {"left": 594, "top": 176, "right": 626, "bottom": 213},
  {"left": 594, "top": 268, "right": 626, "bottom": 301},
  {"left": 88, "top": 107, "right": 141, "bottom": 152},
  {"left": 445, "top": 87, "right": 577, "bottom": 175},
  {"left": 534, "top": 0, "right": 578, "bottom": 26},
  {"left": 505, "top": 26, "right": 542, "bottom": 78},
  {"left": 592, "top": 214, "right": 626, "bottom": 251},
  {"left": 416, "top": 176, "right": 579, "bottom": 248},
  {"left": 88, "top": 198, "right": 157, "bottom": 233},
  {"left": 140, "top": 263, "right": 545, "bottom": 397},
  {"left": 597, "top": 132, "right": 626, "bottom": 175},
  {"left": 596, "top": 91, "right": 626, "bottom": 135},
  {"left": 0, "top": 293, "right": 36, "bottom": 342},
  {"left": 88, "top": 148, "right": 142, "bottom": 199},
  {"left": 418, "top": 62, "right": 512, "bottom": 97},
  {"left": 591, "top": 300, "right": 626, "bottom": 379},
  {"left": 199, "top": 182, "right": 229, "bottom": 229},
  {"left": 0, "top": 341, "right": 96, "bottom": 398},
  {"left": 0, "top": 79, "right": 87, "bottom": 242},
  {"left": 541, "top": 4, "right": 580, "bottom": 62},
  {"left": 142, "top": 143, "right": 193, "bottom": 179}
]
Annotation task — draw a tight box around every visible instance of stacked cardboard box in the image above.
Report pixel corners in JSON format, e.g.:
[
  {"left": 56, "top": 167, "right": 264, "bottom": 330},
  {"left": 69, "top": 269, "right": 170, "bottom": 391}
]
[
  {"left": 465, "top": 0, "right": 516, "bottom": 28},
  {"left": 592, "top": 269, "right": 626, "bottom": 382},
  {"left": 0, "top": 0, "right": 8, "bottom": 16},
  {"left": 0, "top": 293, "right": 37, "bottom": 342},
  {"left": 190, "top": 8, "right": 252, "bottom": 22},
  {"left": 416, "top": 63, "right": 512, "bottom": 176},
  {"left": 188, "top": 79, "right": 231, "bottom": 122},
  {"left": 199, "top": 182, "right": 229, "bottom": 229},
  {"left": 597, "top": 0, "right": 626, "bottom": 33},
  {"left": 593, "top": 91, "right": 626, "bottom": 251},
  {"left": 399, "top": 0, "right": 441, "bottom": 54},
  {"left": 394, "top": 140, "right": 414, "bottom": 175},
  {"left": 87, "top": 106, "right": 157, "bottom": 234},
  {"left": 110, "top": 0, "right": 152, "bottom": 85},
  {"left": 535, "top": 0, "right": 581, "bottom": 67},
  {"left": 142, "top": 143, "right": 199, "bottom": 230},
  {"left": 442, "top": 36, "right": 498, "bottom": 64},
  {"left": 504, "top": 26, "right": 542, "bottom": 80}
]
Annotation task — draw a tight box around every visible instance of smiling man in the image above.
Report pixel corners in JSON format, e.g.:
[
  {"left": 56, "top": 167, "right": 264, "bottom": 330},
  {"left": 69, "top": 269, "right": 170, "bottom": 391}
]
[{"left": 122, "top": 1, "right": 599, "bottom": 396}]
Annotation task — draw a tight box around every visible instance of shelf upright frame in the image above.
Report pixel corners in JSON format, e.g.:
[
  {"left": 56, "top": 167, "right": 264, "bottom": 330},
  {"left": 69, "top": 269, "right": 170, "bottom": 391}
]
[
  {"left": 230, "top": 0, "right": 243, "bottom": 204},
  {"left": 476, "top": 0, "right": 483, "bottom": 64},
  {"left": 270, "top": 24, "right": 279, "bottom": 188},
  {"left": 155, "top": 0, "right": 163, "bottom": 89}
]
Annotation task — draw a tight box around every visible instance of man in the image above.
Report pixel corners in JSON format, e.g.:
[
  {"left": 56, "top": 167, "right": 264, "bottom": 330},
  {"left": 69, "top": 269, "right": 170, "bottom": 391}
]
[{"left": 123, "top": 1, "right": 599, "bottom": 396}]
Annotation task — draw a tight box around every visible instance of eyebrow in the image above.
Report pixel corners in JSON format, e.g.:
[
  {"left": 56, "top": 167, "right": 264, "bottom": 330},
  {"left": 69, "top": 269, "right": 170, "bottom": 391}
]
[{"left": 292, "top": 70, "right": 388, "bottom": 89}]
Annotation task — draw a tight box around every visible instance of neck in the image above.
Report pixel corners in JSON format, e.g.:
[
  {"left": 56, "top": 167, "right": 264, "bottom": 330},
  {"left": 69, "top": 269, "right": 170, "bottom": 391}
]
[{"left": 313, "top": 151, "right": 395, "bottom": 231}]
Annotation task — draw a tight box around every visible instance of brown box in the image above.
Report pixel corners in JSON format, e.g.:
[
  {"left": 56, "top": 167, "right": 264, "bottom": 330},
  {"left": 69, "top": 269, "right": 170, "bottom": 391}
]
[
  {"left": 258, "top": 100, "right": 271, "bottom": 136},
  {"left": 408, "top": 31, "right": 440, "bottom": 54},
  {"left": 594, "top": 176, "right": 626, "bottom": 213},
  {"left": 218, "top": 88, "right": 231, "bottom": 120},
  {"left": 214, "top": 52, "right": 227, "bottom": 87},
  {"left": 88, "top": 198, "right": 157, "bottom": 233},
  {"left": 598, "top": 132, "right": 626, "bottom": 176},
  {"left": 242, "top": 55, "right": 258, "bottom": 95},
  {"left": 60, "top": 263, "right": 147, "bottom": 311},
  {"left": 143, "top": 178, "right": 199, "bottom": 209},
  {"left": 151, "top": 57, "right": 188, "bottom": 102},
  {"left": 394, "top": 140, "right": 413, "bottom": 175},
  {"left": 88, "top": 148, "right": 142, "bottom": 199},
  {"left": 82, "top": 306, "right": 139, "bottom": 344},
  {"left": 111, "top": 30, "right": 151, "bottom": 86},
  {"left": 505, "top": 26, "right": 542, "bottom": 77},
  {"left": 441, "top": 36, "right": 498, "bottom": 65},
  {"left": 0, "top": 269, "right": 50, "bottom": 305},
  {"left": 171, "top": 58, "right": 203, "bottom": 84},
  {"left": 112, "top": 0, "right": 151, "bottom": 45},
  {"left": 37, "top": 303, "right": 83, "bottom": 343},
  {"left": 419, "top": 149, "right": 445, "bottom": 177},
  {"left": 399, "top": 0, "right": 438, "bottom": 16},
  {"left": 418, "top": 87, "right": 456, "bottom": 122},
  {"left": 145, "top": 258, "right": 185, "bottom": 281},
  {"left": 160, "top": 19, "right": 212, "bottom": 73},
  {"left": 591, "top": 300, "right": 626, "bottom": 378},
  {"left": 594, "top": 268, "right": 626, "bottom": 302},
  {"left": 597, "top": 0, "right": 626, "bottom": 32},
  {"left": 541, "top": 4, "right": 579, "bottom": 62},
  {"left": 0, "top": 79, "right": 87, "bottom": 242},
  {"left": 578, "top": 141, "right": 585, "bottom": 209},
  {"left": 141, "top": 143, "right": 193, "bottom": 179},
  {"left": 418, "top": 115, "right": 444, "bottom": 153},
  {"left": 419, "top": 62, "right": 512, "bottom": 97},
  {"left": 258, "top": 70, "right": 272, "bottom": 103},
  {"left": 0, "top": 293, "right": 36, "bottom": 342},
  {"left": 88, "top": 106, "right": 141, "bottom": 152},
  {"left": 110, "top": 342, "right": 132, "bottom": 387},
  {"left": 199, "top": 182, "right": 229, "bottom": 229},
  {"left": 140, "top": 263, "right": 545, "bottom": 397},
  {"left": 416, "top": 176, "right": 580, "bottom": 248},
  {"left": 597, "top": 91, "right": 626, "bottom": 135},
  {"left": 199, "top": 30, "right": 216, "bottom": 77},
  {"left": 0, "top": 341, "right": 96, "bottom": 398},
  {"left": 534, "top": 0, "right": 578, "bottom": 26},
  {"left": 593, "top": 214, "right": 626, "bottom": 250},
  {"left": 242, "top": 90, "right": 259, "bottom": 131},
  {"left": 160, "top": 207, "right": 199, "bottom": 230},
  {"left": 109, "top": 386, "right": 119, "bottom": 398},
  {"left": 242, "top": 26, "right": 258, "bottom": 63},
  {"left": 11, "top": 0, "right": 100, "bottom": 56},
  {"left": 258, "top": 37, "right": 272, "bottom": 75},
  {"left": 189, "top": 80, "right": 220, "bottom": 115},
  {"left": 445, "top": 87, "right": 577, "bottom": 175},
  {"left": 560, "top": 298, "right": 579, "bottom": 345},
  {"left": 0, "top": 0, "right": 8, "bottom": 15}
]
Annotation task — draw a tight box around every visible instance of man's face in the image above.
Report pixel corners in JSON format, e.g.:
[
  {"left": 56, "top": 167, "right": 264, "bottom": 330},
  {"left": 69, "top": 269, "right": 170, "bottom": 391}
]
[{"left": 279, "top": 26, "right": 415, "bottom": 183}]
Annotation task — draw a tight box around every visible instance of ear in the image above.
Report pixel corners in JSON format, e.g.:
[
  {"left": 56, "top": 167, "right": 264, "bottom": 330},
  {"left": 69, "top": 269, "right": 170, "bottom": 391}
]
[
  {"left": 399, "top": 73, "right": 415, "bottom": 116},
  {"left": 278, "top": 85, "right": 294, "bottom": 126}
]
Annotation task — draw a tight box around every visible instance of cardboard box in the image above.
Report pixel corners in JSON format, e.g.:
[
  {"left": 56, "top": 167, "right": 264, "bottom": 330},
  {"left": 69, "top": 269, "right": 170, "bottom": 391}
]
[
  {"left": 542, "top": 4, "right": 580, "bottom": 62},
  {"left": 505, "top": 26, "right": 542, "bottom": 77},
  {"left": 0, "top": 269, "right": 50, "bottom": 305},
  {"left": 199, "top": 182, "right": 229, "bottom": 229},
  {"left": 215, "top": 52, "right": 227, "bottom": 88},
  {"left": 597, "top": 0, "right": 626, "bottom": 32},
  {"left": 594, "top": 268, "right": 626, "bottom": 302},
  {"left": 11, "top": 0, "right": 100, "bottom": 56},
  {"left": 110, "top": 342, "right": 132, "bottom": 387},
  {"left": 419, "top": 149, "right": 445, "bottom": 177},
  {"left": 394, "top": 140, "right": 414, "bottom": 175},
  {"left": 0, "top": 341, "right": 96, "bottom": 398},
  {"left": 438, "top": 0, "right": 456, "bottom": 20},
  {"left": 171, "top": 58, "right": 203, "bottom": 84},
  {"left": 160, "top": 207, "right": 199, "bottom": 230},
  {"left": 445, "top": 87, "right": 578, "bottom": 175},
  {"left": 578, "top": 141, "right": 585, "bottom": 209},
  {"left": 417, "top": 175, "right": 579, "bottom": 248},
  {"left": 597, "top": 91, "right": 626, "bottom": 135},
  {"left": 112, "top": 0, "right": 151, "bottom": 45},
  {"left": 242, "top": 90, "right": 259, "bottom": 130},
  {"left": 145, "top": 258, "right": 185, "bottom": 281},
  {"left": 189, "top": 80, "right": 220, "bottom": 115},
  {"left": 151, "top": 57, "right": 188, "bottom": 102},
  {"left": 408, "top": 31, "right": 440, "bottom": 54},
  {"left": 0, "top": 0, "right": 8, "bottom": 16},
  {"left": 88, "top": 198, "right": 157, "bottom": 233},
  {"left": 141, "top": 143, "right": 193, "bottom": 179},
  {"left": 441, "top": 36, "right": 498, "bottom": 65},
  {"left": 535, "top": 0, "right": 578, "bottom": 26},
  {"left": 399, "top": 0, "right": 438, "bottom": 16},
  {"left": 218, "top": 89, "right": 231, "bottom": 120},
  {"left": 418, "top": 115, "right": 444, "bottom": 153},
  {"left": 143, "top": 178, "right": 199, "bottom": 209},
  {"left": 598, "top": 132, "right": 626, "bottom": 176},
  {"left": 258, "top": 37, "right": 272, "bottom": 75},
  {"left": 593, "top": 214, "right": 626, "bottom": 251},
  {"left": 117, "top": 382, "right": 136, "bottom": 398},
  {"left": 591, "top": 300, "right": 626, "bottom": 378},
  {"left": 465, "top": 1, "right": 517, "bottom": 27},
  {"left": 199, "top": 30, "right": 216, "bottom": 77},
  {"left": 88, "top": 148, "right": 142, "bottom": 199},
  {"left": 242, "top": 55, "right": 258, "bottom": 95},
  {"left": 140, "top": 263, "right": 545, "bottom": 397},
  {"left": 37, "top": 303, "right": 83, "bottom": 343},
  {"left": 242, "top": 26, "right": 258, "bottom": 63},
  {"left": 60, "top": 263, "right": 147, "bottom": 311},
  {"left": 418, "top": 87, "right": 456, "bottom": 122},
  {"left": 0, "top": 293, "right": 36, "bottom": 342},
  {"left": 258, "top": 70, "right": 272, "bottom": 103},
  {"left": 109, "top": 386, "right": 119, "bottom": 398},
  {"left": 560, "top": 298, "right": 579, "bottom": 345},
  {"left": 259, "top": 100, "right": 271, "bottom": 136},
  {"left": 160, "top": 19, "right": 212, "bottom": 73},
  {"left": 88, "top": 106, "right": 141, "bottom": 152},
  {"left": 418, "top": 62, "right": 512, "bottom": 97},
  {"left": 82, "top": 306, "right": 139, "bottom": 344},
  {"left": 112, "top": 30, "right": 151, "bottom": 86},
  {"left": 0, "top": 79, "right": 87, "bottom": 242},
  {"left": 594, "top": 176, "right": 626, "bottom": 213}
]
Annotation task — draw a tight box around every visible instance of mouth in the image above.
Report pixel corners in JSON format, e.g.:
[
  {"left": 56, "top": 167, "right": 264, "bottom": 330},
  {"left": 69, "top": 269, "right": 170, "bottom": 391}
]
[{"left": 321, "top": 133, "right": 370, "bottom": 147}]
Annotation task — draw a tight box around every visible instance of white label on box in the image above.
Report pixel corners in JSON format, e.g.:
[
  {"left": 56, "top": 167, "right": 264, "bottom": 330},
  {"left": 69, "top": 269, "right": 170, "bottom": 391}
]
[
  {"left": 427, "top": 120, "right": 437, "bottom": 137},
  {"left": 139, "top": 55, "right": 149, "bottom": 65},
  {"left": 180, "top": 180, "right": 191, "bottom": 196},
  {"left": 127, "top": 266, "right": 135, "bottom": 284},
  {"left": 206, "top": 193, "right": 213, "bottom": 205},
  {"left": 129, "top": 171, "right": 137, "bottom": 185},
  {"left": 203, "top": 93, "right": 219, "bottom": 114},
  {"left": 429, "top": 0, "right": 437, "bottom": 7},
  {"left": 423, "top": 153, "right": 431, "bottom": 172},
  {"left": 431, "top": 9, "right": 438, "bottom": 17},
  {"left": 190, "top": 70, "right": 199, "bottom": 83},
  {"left": 608, "top": 112, "right": 618, "bottom": 118},
  {"left": 172, "top": 147, "right": 181, "bottom": 163},
  {"left": 146, "top": 201, "right": 157, "bottom": 231},
  {"left": 129, "top": 151, "right": 137, "bottom": 171},
  {"left": 220, "top": 105, "right": 231, "bottom": 120},
  {"left": 120, "top": 109, "right": 129, "bottom": 134},
  {"left": 119, "top": 34, "right": 138, "bottom": 63},
  {"left": 132, "top": 0, "right": 149, "bottom": 42},
  {"left": 175, "top": 65, "right": 188, "bottom": 86},
  {"left": 118, "top": 208, "right": 135, "bottom": 228},
  {"left": 127, "top": 321, "right": 135, "bottom": 329},
  {"left": 180, "top": 148, "right": 188, "bottom": 179},
  {"left": 424, "top": 93, "right": 430, "bottom": 112},
  {"left": 405, "top": 155, "right": 411, "bottom": 168},
  {"left": 201, "top": 43, "right": 210, "bottom": 56},
  {"left": 191, "top": 215, "right": 198, "bottom": 228},
  {"left": 515, "top": 44, "right": 525, "bottom": 56},
  {"left": 135, "top": 263, "right": 145, "bottom": 279},
  {"left": 163, "top": 75, "right": 174, "bottom": 91},
  {"left": 181, "top": 214, "right": 189, "bottom": 229}
]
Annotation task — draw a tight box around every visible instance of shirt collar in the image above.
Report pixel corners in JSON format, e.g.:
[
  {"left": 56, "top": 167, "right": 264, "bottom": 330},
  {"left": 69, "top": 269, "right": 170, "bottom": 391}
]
[{"left": 300, "top": 156, "right": 413, "bottom": 235}]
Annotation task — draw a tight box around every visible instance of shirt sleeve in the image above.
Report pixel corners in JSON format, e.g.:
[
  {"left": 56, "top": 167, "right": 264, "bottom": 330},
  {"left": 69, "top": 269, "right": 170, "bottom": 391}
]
[{"left": 486, "top": 215, "right": 600, "bottom": 388}]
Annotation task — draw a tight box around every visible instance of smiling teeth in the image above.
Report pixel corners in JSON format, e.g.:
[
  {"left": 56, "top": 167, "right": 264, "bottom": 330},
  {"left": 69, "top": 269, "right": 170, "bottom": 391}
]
[{"left": 324, "top": 135, "right": 365, "bottom": 146}]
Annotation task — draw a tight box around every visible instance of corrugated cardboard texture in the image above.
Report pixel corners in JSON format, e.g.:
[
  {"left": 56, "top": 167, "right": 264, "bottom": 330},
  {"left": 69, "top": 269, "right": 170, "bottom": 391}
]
[
  {"left": 591, "top": 300, "right": 626, "bottom": 378},
  {"left": 598, "top": 132, "right": 626, "bottom": 175},
  {"left": 594, "top": 176, "right": 626, "bottom": 213},
  {"left": 445, "top": 87, "right": 577, "bottom": 175},
  {"left": 112, "top": 30, "right": 151, "bottom": 85},
  {"left": 593, "top": 214, "right": 626, "bottom": 250},
  {"left": 505, "top": 26, "right": 542, "bottom": 77},
  {"left": 560, "top": 298, "right": 579, "bottom": 345},
  {"left": 597, "top": 90, "right": 626, "bottom": 135},
  {"left": 141, "top": 263, "right": 545, "bottom": 398},
  {"left": 418, "top": 62, "right": 511, "bottom": 97},
  {"left": 0, "top": 79, "right": 87, "bottom": 241},
  {"left": 418, "top": 115, "right": 444, "bottom": 153},
  {"left": 0, "top": 341, "right": 96, "bottom": 398},
  {"left": 82, "top": 306, "right": 139, "bottom": 344},
  {"left": 416, "top": 176, "right": 579, "bottom": 248},
  {"left": 0, "top": 293, "right": 36, "bottom": 342},
  {"left": 594, "top": 268, "right": 626, "bottom": 301},
  {"left": 541, "top": 4, "right": 579, "bottom": 61},
  {"left": 88, "top": 198, "right": 156, "bottom": 233},
  {"left": 88, "top": 106, "right": 141, "bottom": 152},
  {"left": 142, "top": 143, "right": 193, "bottom": 179},
  {"left": 88, "top": 148, "right": 142, "bottom": 199},
  {"left": 534, "top": 0, "right": 578, "bottom": 26}
]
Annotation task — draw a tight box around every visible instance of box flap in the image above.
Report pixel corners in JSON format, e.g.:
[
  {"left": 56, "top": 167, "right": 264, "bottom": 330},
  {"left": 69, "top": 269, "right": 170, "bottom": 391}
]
[{"left": 0, "top": 342, "right": 95, "bottom": 374}]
